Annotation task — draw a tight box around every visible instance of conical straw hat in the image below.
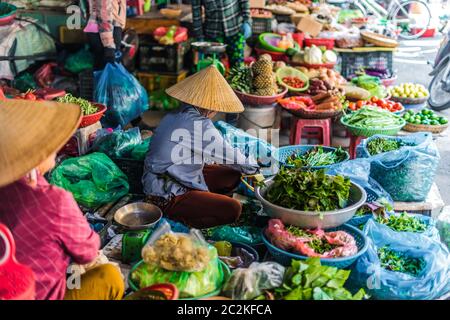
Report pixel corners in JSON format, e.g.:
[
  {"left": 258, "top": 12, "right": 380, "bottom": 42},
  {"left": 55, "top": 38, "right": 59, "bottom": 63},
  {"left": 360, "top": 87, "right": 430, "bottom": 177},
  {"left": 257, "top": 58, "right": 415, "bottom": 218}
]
[
  {"left": 0, "top": 100, "right": 82, "bottom": 187},
  {"left": 166, "top": 65, "right": 244, "bottom": 113}
]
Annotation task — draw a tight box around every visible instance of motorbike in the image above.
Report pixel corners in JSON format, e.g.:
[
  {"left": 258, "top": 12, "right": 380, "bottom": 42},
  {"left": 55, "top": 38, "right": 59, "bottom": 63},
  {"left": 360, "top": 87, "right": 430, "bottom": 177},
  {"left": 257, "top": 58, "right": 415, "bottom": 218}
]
[{"left": 428, "top": 30, "right": 450, "bottom": 111}]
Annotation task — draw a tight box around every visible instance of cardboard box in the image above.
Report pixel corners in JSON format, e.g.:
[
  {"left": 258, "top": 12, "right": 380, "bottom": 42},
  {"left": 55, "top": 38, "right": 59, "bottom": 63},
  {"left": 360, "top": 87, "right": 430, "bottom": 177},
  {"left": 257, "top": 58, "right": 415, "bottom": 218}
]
[
  {"left": 296, "top": 16, "right": 323, "bottom": 37},
  {"left": 291, "top": 13, "right": 308, "bottom": 26},
  {"left": 250, "top": 0, "right": 266, "bottom": 8}
]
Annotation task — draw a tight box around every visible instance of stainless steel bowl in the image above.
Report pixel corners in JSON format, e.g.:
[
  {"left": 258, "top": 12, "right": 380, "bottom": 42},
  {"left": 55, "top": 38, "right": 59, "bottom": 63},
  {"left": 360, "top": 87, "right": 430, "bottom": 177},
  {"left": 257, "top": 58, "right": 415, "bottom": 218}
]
[
  {"left": 114, "top": 202, "right": 162, "bottom": 231},
  {"left": 255, "top": 176, "right": 367, "bottom": 229}
]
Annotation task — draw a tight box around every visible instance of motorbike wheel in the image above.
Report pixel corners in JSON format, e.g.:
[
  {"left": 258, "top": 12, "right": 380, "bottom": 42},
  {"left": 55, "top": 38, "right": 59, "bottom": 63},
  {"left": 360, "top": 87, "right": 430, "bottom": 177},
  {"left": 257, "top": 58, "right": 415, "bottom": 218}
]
[
  {"left": 390, "top": 0, "right": 432, "bottom": 40},
  {"left": 429, "top": 62, "right": 450, "bottom": 111}
]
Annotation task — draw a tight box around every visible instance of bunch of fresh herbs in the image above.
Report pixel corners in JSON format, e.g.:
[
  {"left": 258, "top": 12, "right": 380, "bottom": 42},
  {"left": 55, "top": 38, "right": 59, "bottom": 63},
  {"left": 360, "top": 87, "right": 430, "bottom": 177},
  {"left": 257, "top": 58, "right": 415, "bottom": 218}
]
[
  {"left": 378, "top": 246, "right": 425, "bottom": 277},
  {"left": 355, "top": 205, "right": 373, "bottom": 217},
  {"left": 286, "top": 146, "right": 348, "bottom": 168},
  {"left": 266, "top": 168, "right": 352, "bottom": 212},
  {"left": 376, "top": 212, "right": 427, "bottom": 233},
  {"left": 273, "top": 258, "right": 367, "bottom": 300},
  {"left": 367, "top": 137, "right": 416, "bottom": 156}
]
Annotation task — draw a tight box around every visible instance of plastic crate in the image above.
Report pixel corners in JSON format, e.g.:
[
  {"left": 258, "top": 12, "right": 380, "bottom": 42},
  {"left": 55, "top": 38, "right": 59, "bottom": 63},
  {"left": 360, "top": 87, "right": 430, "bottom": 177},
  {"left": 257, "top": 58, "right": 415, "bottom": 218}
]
[
  {"left": 252, "top": 17, "right": 273, "bottom": 35},
  {"left": 338, "top": 50, "right": 393, "bottom": 79},
  {"left": 136, "top": 69, "right": 188, "bottom": 93},
  {"left": 138, "top": 36, "right": 189, "bottom": 73},
  {"left": 78, "top": 69, "right": 94, "bottom": 101},
  {"left": 112, "top": 158, "right": 144, "bottom": 195}
]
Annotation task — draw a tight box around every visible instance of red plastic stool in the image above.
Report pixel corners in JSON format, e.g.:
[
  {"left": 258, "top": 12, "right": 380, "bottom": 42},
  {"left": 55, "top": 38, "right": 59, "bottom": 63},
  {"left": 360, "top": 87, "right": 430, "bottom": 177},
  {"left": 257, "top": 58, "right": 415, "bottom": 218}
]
[
  {"left": 348, "top": 133, "right": 366, "bottom": 159},
  {"left": 127, "top": 0, "right": 144, "bottom": 16},
  {"left": 290, "top": 117, "right": 331, "bottom": 146},
  {"left": 0, "top": 224, "right": 36, "bottom": 300}
]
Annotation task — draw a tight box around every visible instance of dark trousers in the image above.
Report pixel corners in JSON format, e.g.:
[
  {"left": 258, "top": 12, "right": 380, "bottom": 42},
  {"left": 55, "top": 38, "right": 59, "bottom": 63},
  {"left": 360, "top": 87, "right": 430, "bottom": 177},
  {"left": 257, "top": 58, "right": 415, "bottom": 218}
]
[{"left": 86, "top": 27, "right": 123, "bottom": 71}]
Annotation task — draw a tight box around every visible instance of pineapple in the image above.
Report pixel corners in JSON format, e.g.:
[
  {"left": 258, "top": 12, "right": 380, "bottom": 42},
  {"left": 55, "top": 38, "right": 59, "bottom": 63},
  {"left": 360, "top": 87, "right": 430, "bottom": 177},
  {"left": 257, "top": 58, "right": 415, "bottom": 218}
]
[
  {"left": 253, "top": 74, "right": 273, "bottom": 89},
  {"left": 251, "top": 59, "right": 273, "bottom": 76}
]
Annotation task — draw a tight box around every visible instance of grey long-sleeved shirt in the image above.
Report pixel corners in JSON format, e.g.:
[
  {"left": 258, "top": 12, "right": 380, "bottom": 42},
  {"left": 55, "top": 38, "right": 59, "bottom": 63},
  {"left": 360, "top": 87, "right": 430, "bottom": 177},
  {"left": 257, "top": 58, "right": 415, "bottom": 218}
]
[{"left": 142, "top": 104, "right": 258, "bottom": 199}]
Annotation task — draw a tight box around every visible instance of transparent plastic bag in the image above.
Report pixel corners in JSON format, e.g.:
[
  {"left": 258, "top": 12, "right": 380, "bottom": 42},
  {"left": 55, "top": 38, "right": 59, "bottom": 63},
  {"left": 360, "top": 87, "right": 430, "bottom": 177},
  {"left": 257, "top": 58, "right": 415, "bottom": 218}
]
[
  {"left": 130, "top": 137, "right": 151, "bottom": 160},
  {"left": 131, "top": 247, "right": 224, "bottom": 298},
  {"left": 436, "top": 209, "right": 450, "bottom": 250},
  {"left": 142, "top": 221, "right": 212, "bottom": 272},
  {"left": 50, "top": 152, "right": 129, "bottom": 208},
  {"left": 356, "top": 133, "right": 440, "bottom": 202},
  {"left": 91, "top": 127, "right": 142, "bottom": 159},
  {"left": 222, "top": 262, "right": 285, "bottom": 300},
  {"left": 351, "top": 219, "right": 450, "bottom": 300},
  {"left": 94, "top": 62, "right": 149, "bottom": 128}
]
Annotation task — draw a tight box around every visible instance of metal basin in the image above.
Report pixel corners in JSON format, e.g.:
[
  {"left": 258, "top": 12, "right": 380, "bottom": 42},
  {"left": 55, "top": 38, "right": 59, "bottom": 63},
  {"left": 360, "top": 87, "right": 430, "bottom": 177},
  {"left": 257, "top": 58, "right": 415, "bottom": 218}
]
[
  {"left": 255, "top": 176, "right": 367, "bottom": 229},
  {"left": 114, "top": 202, "right": 162, "bottom": 231}
]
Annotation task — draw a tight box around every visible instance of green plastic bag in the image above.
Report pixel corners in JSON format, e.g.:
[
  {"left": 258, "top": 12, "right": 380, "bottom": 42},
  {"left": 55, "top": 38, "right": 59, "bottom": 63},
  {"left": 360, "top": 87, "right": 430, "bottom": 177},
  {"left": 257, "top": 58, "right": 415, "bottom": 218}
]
[
  {"left": 210, "top": 226, "right": 263, "bottom": 245},
  {"left": 13, "top": 73, "right": 37, "bottom": 92},
  {"left": 65, "top": 47, "right": 94, "bottom": 74},
  {"left": 50, "top": 152, "right": 129, "bottom": 208},
  {"left": 130, "top": 247, "right": 224, "bottom": 298},
  {"left": 131, "top": 137, "right": 151, "bottom": 160}
]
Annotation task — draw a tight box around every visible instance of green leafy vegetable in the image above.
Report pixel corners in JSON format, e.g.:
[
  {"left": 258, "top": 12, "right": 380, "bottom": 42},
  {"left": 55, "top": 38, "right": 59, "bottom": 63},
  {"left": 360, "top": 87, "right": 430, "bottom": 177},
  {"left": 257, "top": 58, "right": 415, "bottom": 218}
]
[
  {"left": 378, "top": 246, "right": 425, "bottom": 276},
  {"left": 355, "top": 205, "right": 373, "bottom": 217},
  {"left": 367, "top": 137, "right": 416, "bottom": 156},
  {"left": 274, "top": 258, "right": 367, "bottom": 300},
  {"left": 266, "top": 169, "right": 352, "bottom": 212},
  {"left": 351, "top": 74, "right": 386, "bottom": 98},
  {"left": 286, "top": 146, "right": 348, "bottom": 167},
  {"left": 343, "top": 106, "right": 405, "bottom": 129},
  {"left": 57, "top": 93, "right": 98, "bottom": 115},
  {"left": 376, "top": 212, "right": 427, "bottom": 233}
]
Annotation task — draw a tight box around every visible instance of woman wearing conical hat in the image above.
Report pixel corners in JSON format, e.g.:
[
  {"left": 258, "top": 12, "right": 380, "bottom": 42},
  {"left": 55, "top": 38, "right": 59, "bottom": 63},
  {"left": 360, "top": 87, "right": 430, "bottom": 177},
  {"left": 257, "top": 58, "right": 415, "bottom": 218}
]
[
  {"left": 142, "top": 66, "right": 259, "bottom": 228},
  {"left": 0, "top": 100, "right": 124, "bottom": 300}
]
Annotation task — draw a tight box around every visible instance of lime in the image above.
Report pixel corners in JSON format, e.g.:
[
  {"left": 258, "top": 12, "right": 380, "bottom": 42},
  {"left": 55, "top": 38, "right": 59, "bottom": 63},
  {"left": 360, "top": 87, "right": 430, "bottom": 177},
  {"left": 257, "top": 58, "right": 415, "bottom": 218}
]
[
  {"left": 439, "top": 118, "right": 448, "bottom": 125},
  {"left": 431, "top": 120, "right": 440, "bottom": 126}
]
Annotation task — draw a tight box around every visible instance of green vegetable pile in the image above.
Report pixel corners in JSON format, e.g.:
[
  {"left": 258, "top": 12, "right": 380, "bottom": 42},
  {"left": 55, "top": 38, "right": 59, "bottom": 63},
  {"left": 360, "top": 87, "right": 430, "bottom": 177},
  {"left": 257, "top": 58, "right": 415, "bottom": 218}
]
[
  {"left": 351, "top": 74, "right": 386, "bottom": 99},
  {"left": 227, "top": 64, "right": 252, "bottom": 94},
  {"left": 273, "top": 258, "right": 367, "bottom": 300},
  {"left": 355, "top": 205, "right": 373, "bottom": 217},
  {"left": 376, "top": 212, "right": 427, "bottom": 233},
  {"left": 286, "top": 226, "right": 339, "bottom": 254},
  {"left": 378, "top": 246, "right": 425, "bottom": 277},
  {"left": 367, "top": 137, "right": 415, "bottom": 156},
  {"left": 343, "top": 106, "right": 405, "bottom": 129},
  {"left": 402, "top": 109, "right": 448, "bottom": 126},
  {"left": 286, "top": 146, "right": 348, "bottom": 167},
  {"left": 57, "top": 93, "right": 98, "bottom": 115},
  {"left": 266, "top": 168, "right": 351, "bottom": 212}
]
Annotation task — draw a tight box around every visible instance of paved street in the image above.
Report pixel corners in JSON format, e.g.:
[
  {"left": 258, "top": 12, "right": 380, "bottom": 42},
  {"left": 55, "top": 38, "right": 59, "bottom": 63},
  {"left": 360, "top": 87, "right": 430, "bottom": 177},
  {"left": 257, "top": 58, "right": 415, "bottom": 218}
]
[{"left": 394, "top": 36, "right": 450, "bottom": 205}]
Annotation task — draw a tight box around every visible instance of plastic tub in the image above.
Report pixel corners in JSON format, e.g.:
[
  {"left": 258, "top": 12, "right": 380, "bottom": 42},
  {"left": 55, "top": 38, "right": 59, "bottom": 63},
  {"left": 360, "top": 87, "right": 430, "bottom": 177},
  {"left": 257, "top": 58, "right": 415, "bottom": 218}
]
[{"left": 304, "top": 38, "right": 335, "bottom": 50}]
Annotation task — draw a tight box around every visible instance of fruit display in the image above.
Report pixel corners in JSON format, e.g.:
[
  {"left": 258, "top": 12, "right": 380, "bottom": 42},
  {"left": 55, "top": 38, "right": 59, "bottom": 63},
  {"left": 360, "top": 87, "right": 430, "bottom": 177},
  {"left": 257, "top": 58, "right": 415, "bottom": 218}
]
[
  {"left": 227, "top": 55, "right": 280, "bottom": 96},
  {"left": 348, "top": 97, "right": 404, "bottom": 113},
  {"left": 153, "top": 26, "right": 188, "bottom": 45},
  {"left": 250, "top": 8, "right": 273, "bottom": 18},
  {"left": 388, "top": 83, "right": 429, "bottom": 99},
  {"left": 297, "top": 67, "right": 347, "bottom": 95},
  {"left": 402, "top": 109, "right": 448, "bottom": 126}
]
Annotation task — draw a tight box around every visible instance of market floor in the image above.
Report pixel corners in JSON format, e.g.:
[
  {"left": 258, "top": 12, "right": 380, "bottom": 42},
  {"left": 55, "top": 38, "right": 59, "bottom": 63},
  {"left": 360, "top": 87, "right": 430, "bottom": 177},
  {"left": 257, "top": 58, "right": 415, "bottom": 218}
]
[{"left": 395, "top": 36, "right": 450, "bottom": 206}]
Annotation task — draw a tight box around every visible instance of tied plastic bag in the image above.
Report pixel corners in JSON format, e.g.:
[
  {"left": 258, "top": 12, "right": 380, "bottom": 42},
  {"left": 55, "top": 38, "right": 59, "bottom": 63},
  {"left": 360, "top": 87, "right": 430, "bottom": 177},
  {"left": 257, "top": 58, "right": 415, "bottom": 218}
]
[
  {"left": 351, "top": 219, "right": 450, "bottom": 300},
  {"left": 50, "top": 152, "right": 129, "bottom": 208},
  {"left": 92, "top": 127, "right": 142, "bottom": 159},
  {"left": 326, "top": 158, "right": 393, "bottom": 204},
  {"left": 222, "top": 262, "right": 285, "bottom": 300},
  {"left": 65, "top": 47, "right": 94, "bottom": 74},
  {"left": 131, "top": 137, "right": 151, "bottom": 160},
  {"left": 94, "top": 63, "right": 149, "bottom": 128},
  {"left": 437, "top": 209, "right": 450, "bottom": 250},
  {"left": 210, "top": 226, "right": 263, "bottom": 245},
  {"left": 356, "top": 133, "right": 440, "bottom": 202},
  {"left": 142, "top": 221, "right": 212, "bottom": 272}
]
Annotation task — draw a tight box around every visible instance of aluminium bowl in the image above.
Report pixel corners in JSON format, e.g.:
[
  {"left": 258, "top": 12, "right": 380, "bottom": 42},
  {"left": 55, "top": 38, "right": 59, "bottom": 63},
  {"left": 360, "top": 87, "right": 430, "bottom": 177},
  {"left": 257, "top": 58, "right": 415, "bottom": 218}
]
[
  {"left": 114, "top": 202, "right": 162, "bottom": 231},
  {"left": 255, "top": 176, "right": 367, "bottom": 229}
]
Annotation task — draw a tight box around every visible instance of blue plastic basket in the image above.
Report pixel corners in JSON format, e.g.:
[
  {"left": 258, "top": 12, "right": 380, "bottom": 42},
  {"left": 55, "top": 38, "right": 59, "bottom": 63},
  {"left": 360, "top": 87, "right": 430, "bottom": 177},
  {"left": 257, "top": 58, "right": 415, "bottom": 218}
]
[
  {"left": 347, "top": 214, "right": 373, "bottom": 228},
  {"left": 275, "top": 145, "right": 350, "bottom": 170},
  {"left": 262, "top": 224, "right": 368, "bottom": 269}
]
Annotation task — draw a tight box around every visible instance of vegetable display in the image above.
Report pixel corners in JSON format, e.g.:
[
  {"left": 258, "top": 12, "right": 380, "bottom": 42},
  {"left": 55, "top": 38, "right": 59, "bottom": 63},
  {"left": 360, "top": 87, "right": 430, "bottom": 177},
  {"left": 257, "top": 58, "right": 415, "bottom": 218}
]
[
  {"left": 57, "top": 93, "right": 98, "bottom": 115},
  {"left": 343, "top": 106, "right": 405, "bottom": 128},
  {"left": 266, "top": 168, "right": 351, "bottom": 212},
  {"left": 378, "top": 246, "right": 426, "bottom": 276},
  {"left": 388, "top": 83, "right": 429, "bottom": 99},
  {"left": 286, "top": 146, "right": 348, "bottom": 167},
  {"left": 348, "top": 96, "right": 403, "bottom": 113},
  {"left": 273, "top": 258, "right": 367, "bottom": 300},
  {"left": 366, "top": 137, "right": 415, "bottom": 156},
  {"left": 402, "top": 109, "right": 448, "bottom": 126},
  {"left": 282, "top": 76, "right": 305, "bottom": 89},
  {"left": 354, "top": 205, "right": 372, "bottom": 217},
  {"left": 266, "top": 219, "right": 358, "bottom": 258},
  {"left": 376, "top": 212, "right": 427, "bottom": 233},
  {"left": 351, "top": 74, "right": 387, "bottom": 98}
]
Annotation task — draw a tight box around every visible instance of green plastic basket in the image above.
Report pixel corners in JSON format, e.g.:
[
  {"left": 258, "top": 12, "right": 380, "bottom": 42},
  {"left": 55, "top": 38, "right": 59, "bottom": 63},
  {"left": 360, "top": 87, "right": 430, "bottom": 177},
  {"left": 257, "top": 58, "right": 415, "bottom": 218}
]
[
  {"left": 258, "top": 33, "right": 300, "bottom": 53},
  {"left": 128, "top": 259, "right": 231, "bottom": 300},
  {"left": 276, "top": 67, "right": 309, "bottom": 92},
  {"left": 340, "top": 114, "right": 406, "bottom": 137}
]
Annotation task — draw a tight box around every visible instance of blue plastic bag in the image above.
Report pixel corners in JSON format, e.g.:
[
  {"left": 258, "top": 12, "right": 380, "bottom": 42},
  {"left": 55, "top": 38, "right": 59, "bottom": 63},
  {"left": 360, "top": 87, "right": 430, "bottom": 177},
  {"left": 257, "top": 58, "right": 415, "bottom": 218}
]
[
  {"left": 351, "top": 219, "right": 449, "bottom": 300},
  {"left": 214, "top": 120, "right": 278, "bottom": 175},
  {"left": 356, "top": 133, "right": 440, "bottom": 202},
  {"left": 326, "top": 158, "right": 393, "bottom": 204},
  {"left": 94, "top": 63, "right": 149, "bottom": 128}
]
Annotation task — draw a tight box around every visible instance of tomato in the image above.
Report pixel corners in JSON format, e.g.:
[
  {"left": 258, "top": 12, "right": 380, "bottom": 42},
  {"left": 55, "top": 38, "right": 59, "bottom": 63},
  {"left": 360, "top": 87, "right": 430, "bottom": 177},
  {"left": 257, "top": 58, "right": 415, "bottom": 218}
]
[
  {"left": 393, "top": 103, "right": 402, "bottom": 111},
  {"left": 371, "top": 96, "right": 378, "bottom": 103},
  {"left": 24, "top": 92, "right": 36, "bottom": 100},
  {"left": 356, "top": 100, "right": 364, "bottom": 108}
]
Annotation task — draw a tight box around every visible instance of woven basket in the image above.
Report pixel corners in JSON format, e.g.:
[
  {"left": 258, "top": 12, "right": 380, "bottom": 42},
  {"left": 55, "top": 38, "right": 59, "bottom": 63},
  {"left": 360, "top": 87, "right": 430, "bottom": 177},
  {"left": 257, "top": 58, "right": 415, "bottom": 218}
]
[
  {"left": 79, "top": 103, "right": 107, "bottom": 128},
  {"left": 261, "top": 224, "right": 368, "bottom": 268},
  {"left": 340, "top": 115, "right": 406, "bottom": 137},
  {"left": 285, "top": 106, "right": 343, "bottom": 119},
  {"left": 403, "top": 122, "right": 449, "bottom": 134},
  {"left": 361, "top": 31, "right": 398, "bottom": 48},
  {"left": 234, "top": 87, "right": 288, "bottom": 106},
  {"left": 390, "top": 95, "right": 428, "bottom": 105}
]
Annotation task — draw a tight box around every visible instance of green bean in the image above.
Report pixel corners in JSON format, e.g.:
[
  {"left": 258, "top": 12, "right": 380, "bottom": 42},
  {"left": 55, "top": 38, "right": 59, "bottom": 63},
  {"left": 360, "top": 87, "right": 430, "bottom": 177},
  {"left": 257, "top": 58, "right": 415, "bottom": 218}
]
[{"left": 57, "top": 93, "right": 98, "bottom": 115}]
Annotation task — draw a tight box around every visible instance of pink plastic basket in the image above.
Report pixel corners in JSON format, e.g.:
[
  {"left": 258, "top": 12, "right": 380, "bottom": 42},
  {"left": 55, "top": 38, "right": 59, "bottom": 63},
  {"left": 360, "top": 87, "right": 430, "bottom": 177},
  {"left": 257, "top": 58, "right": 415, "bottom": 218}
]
[{"left": 79, "top": 103, "right": 107, "bottom": 128}]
